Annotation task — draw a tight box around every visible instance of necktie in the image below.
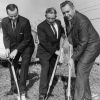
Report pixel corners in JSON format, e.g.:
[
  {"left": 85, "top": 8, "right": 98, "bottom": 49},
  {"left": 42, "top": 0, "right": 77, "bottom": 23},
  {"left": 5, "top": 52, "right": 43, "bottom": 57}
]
[
  {"left": 69, "top": 21, "right": 72, "bottom": 29},
  {"left": 51, "top": 23, "right": 57, "bottom": 38},
  {"left": 12, "top": 21, "right": 16, "bottom": 31}
]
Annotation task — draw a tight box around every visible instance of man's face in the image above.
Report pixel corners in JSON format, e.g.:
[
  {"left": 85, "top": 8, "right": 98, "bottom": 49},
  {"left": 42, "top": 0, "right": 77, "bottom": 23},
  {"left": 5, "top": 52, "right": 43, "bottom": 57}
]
[
  {"left": 46, "top": 13, "right": 56, "bottom": 23},
  {"left": 7, "top": 8, "right": 18, "bottom": 21},
  {"left": 61, "top": 4, "right": 75, "bottom": 21}
]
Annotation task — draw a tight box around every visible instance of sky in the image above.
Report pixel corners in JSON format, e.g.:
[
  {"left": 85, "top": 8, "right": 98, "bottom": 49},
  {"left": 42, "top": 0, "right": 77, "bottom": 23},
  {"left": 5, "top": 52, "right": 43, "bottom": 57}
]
[{"left": 0, "top": 0, "right": 100, "bottom": 33}]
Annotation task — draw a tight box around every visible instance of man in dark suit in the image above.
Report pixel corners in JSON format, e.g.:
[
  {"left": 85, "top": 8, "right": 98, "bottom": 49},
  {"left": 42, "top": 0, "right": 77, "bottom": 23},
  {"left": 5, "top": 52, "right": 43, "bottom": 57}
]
[
  {"left": 37, "top": 8, "right": 64, "bottom": 100},
  {"left": 60, "top": 1, "right": 100, "bottom": 100},
  {"left": 2, "top": 4, "right": 34, "bottom": 99}
]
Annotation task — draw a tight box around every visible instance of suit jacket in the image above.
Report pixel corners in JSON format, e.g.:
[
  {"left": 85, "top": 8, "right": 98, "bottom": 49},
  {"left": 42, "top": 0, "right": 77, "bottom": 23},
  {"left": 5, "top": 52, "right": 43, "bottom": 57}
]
[
  {"left": 65, "top": 11, "right": 100, "bottom": 63},
  {"left": 2, "top": 15, "right": 34, "bottom": 53},
  {"left": 37, "top": 19, "right": 64, "bottom": 60}
]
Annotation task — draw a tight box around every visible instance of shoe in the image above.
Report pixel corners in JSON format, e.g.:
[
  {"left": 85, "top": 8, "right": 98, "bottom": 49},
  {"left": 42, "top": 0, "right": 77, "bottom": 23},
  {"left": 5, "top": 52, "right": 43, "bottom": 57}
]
[
  {"left": 27, "top": 72, "right": 39, "bottom": 80},
  {"left": 39, "top": 95, "right": 45, "bottom": 100},
  {"left": 13, "top": 88, "right": 18, "bottom": 94},
  {"left": 5, "top": 89, "right": 14, "bottom": 95},
  {"left": 48, "top": 93, "right": 54, "bottom": 97},
  {"left": 5, "top": 88, "right": 17, "bottom": 95},
  {"left": 21, "top": 93, "right": 26, "bottom": 100}
]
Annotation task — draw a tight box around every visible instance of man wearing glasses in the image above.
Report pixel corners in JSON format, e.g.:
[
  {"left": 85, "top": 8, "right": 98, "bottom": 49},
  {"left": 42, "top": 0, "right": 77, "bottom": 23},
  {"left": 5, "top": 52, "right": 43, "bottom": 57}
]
[
  {"left": 2, "top": 4, "right": 34, "bottom": 99},
  {"left": 60, "top": 1, "right": 100, "bottom": 100},
  {"left": 37, "top": 7, "right": 64, "bottom": 100}
]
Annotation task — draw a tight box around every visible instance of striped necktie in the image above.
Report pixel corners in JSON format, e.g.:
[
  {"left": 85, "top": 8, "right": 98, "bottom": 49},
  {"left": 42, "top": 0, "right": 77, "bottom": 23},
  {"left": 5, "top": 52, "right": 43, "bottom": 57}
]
[{"left": 51, "top": 23, "right": 57, "bottom": 38}]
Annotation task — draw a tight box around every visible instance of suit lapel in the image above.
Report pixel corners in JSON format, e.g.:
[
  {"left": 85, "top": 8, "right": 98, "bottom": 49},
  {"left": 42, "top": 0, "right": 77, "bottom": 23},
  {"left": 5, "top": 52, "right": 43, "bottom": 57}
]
[
  {"left": 7, "top": 16, "right": 21, "bottom": 39},
  {"left": 45, "top": 20, "right": 61, "bottom": 40},
  {"left": 15, "top": 16, "right": 21, "bottom": 34},
  {"left": 69, "top": 12, "right": 78, "bottom": 44},
  {"left": 7, "top": 17, "right": 20, "bottom": 32},
  {"left": 67, "top": 21, "right": 73, "bottom": 34},
  {"left": 67, "top": 13, "right": 77, "bottom": 36},
  {"left": 45, "top": 20, "right": 56, "bottom": 38},
  {"left": 8, "top": 19, "right": 13, "bottom": 33},
  {"left": 50, "top": 20, "right": 59, "bottom": 39},
  {"left": 56, "top": 21, "right": 60, "bottom": 39}
]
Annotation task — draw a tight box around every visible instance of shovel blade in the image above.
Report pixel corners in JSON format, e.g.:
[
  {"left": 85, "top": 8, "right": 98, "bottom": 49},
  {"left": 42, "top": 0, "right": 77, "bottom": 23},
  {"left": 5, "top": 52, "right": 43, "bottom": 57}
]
[
  {"left": 17, "top": 95, "right": 21, "bottom": 100},
  {"left": 66, "top": 96, "right": 72, "bottom": 100}
]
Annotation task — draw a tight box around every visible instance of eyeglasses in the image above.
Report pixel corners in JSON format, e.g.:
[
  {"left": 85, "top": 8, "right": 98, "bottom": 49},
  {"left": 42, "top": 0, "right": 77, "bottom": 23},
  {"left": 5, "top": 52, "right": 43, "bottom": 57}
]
[{"left": 46, "top": 17, "right": 56, "bottom": 20}]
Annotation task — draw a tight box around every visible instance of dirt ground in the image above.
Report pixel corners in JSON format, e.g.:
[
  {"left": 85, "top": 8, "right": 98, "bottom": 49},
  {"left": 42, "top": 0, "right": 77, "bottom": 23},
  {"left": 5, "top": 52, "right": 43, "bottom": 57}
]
[{"left": 0, "top": 62, "right": 100, "bottom": 100}]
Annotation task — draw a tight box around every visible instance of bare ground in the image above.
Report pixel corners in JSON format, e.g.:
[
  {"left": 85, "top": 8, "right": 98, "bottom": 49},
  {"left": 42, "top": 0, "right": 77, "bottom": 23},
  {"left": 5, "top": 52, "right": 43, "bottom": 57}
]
[{"left": 0, "top": 63, "right": 100, "bottom": 100}]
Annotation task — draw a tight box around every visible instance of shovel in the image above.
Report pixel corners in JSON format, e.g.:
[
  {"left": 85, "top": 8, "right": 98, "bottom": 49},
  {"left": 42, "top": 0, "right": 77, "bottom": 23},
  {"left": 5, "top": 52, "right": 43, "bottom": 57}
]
[
  {"left": 7, "top": 58, "right": 21, "bottom": 100},
  {"left": 66, "top": 44, "right": 74, "bottom": 100},
  {"left": 45, "top": 56, "right": 60, "bottom": 100}
]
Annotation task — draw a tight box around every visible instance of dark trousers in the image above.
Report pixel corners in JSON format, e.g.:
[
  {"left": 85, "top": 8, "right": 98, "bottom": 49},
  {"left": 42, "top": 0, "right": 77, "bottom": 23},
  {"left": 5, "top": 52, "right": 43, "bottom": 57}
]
[
  {"left": 39, "top": 54, "right": 57, "bottom": 95},
  {"left": 74, "top": 45, "right": 100, "bottom": 100},
  {"left": 74, "top": 61, "right": 93, "bottom": 100},
  {"left": 9, "top": 46, "right": 34, "bottom": 93}
]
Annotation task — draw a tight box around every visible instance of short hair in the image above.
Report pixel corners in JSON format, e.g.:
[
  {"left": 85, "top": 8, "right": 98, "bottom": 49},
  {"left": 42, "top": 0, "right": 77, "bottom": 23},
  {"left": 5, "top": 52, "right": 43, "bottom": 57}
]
[
  {"left": 60, "top": 0, "right": 74, "bottom": 9},
  {"left": 45, "top": 7, "right": 57, "bottom": 16},
  {"left": 6, "top": 4, "right": 18, "bottom": 14}
]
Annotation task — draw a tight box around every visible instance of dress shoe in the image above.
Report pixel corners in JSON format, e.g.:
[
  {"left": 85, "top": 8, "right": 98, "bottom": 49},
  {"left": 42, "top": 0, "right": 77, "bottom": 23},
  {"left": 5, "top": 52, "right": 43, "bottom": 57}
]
[
  {"left": 48, "top": 93, "right": 54, "bottom": 98},
  {"left": 5, "top": 88, "right": 18, "bottom": 95},
  {"left": 5, "top": 89, "right": 14, "bottom": 95},
  {"left": 39, "top": 95, "right": 45, "bottom": 100},
  {"left": 27, "top": 72, "right": 39, "bottom": 80},
  {"left": 13, "top": 88, "right": 18, "bottom": 94},
  {"left": 48, "top": 93, "right": 54, "bottom": 96}
]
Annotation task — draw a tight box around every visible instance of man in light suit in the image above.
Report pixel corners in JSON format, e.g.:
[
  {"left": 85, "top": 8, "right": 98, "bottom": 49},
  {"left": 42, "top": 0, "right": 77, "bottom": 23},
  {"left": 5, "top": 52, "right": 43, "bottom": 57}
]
[
  {"left": 37, "top": 8, "right": 64, "bottom": 100},
  {"left": 2, "top": 4, "right": 34, "bottom": 98},
  {"left": 60, "top": 1, "right": 100, "bottom": 100}
]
